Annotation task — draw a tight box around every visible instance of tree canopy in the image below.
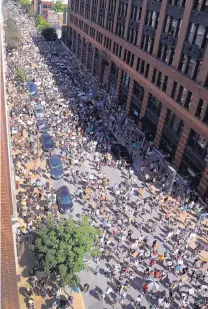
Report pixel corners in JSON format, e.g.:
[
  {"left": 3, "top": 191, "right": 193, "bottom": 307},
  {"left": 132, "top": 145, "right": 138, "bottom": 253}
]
[
  {"left": 35, "top": 15, "right": 51, "bottom": 30},
  {"left": 32, "top": 215, "right": 101, "bottom": 287},
  {"left": 42, "top": 27, "right": 57, "bottom": 41},
  {"left": 53, "top": 0, "right": 65, "bottom": 12},
  {"left": 15, "top": 68, "right": 28, "bottom": 83},
  {"left": 19, "top": 0, "right": 30, "bottom": 9},
  {"left": 5, "top": 18, "right": 22, "bottom": 50}
]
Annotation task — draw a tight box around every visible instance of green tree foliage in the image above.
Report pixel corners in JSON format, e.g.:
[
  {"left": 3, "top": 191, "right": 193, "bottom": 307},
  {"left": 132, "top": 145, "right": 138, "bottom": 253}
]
[
  {"left": 19, "top": 0, "right": 31, "bottom": 9},
  {"left": 35, "top": 15, "right": 51, "bottom": 30},
  {"left": 5, "top": 18, "right": 22, "bottom": 50},
  {"left": 15, "top": 68, "right": 28, "bottom": 83},
  {"left": 32, "top": 216, "right": 101, "bottom": 287},
  {"left": 42, "top": 27, "right": 57, "bottom": 41},
  {"left": 53, "top": 0, "right": 65, "bottom": 12}
]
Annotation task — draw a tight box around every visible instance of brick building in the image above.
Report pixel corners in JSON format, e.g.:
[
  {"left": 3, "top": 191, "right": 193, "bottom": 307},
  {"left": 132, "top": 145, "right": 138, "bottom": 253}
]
[
  {"left": 63, "top": 0, "right": 208, "bottom": 198},
  {"left": 1, "top": 26, "right": 19, "bottom": 309}
]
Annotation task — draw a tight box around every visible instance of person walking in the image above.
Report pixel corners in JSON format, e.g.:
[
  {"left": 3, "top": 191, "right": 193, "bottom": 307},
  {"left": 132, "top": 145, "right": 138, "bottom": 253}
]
[{"left": 84, "top": 283, "right": 90, "bottom": 295}]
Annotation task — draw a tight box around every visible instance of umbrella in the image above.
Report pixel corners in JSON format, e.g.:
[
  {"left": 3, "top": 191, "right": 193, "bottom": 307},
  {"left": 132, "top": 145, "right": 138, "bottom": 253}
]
[{"left": 147, "top": 281, "right": 160, "bottom": 291}]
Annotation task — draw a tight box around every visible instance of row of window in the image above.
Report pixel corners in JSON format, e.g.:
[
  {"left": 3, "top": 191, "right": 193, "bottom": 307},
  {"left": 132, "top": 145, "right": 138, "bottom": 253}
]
[
  {"left": 70, "top": 4, "right": 207, "bottom": 83},
  {"left": 69, "top": 17, "right": 208, "bottom": 120}
]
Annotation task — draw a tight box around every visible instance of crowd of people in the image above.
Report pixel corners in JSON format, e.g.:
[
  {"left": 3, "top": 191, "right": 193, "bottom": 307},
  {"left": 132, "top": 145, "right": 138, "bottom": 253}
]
[{"left": 3, "top": 1, "right": 208, "bottom": 309}]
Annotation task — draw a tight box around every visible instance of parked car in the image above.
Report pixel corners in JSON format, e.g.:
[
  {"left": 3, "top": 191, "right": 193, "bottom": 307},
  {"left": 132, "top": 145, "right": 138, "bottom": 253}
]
[
  {"left": 49, "top": 155, "right": 63, "bottom": 179},
  {"left": 36, "top": 119, "right": 49, "bottom": 132},
  {"left": 111, "top": 144, "right": 133, "bottom": 165},
  {"left": 41, "top": 133, "right": 53, "bottom": 151},
  {"left": 27, "top": 82, "right": 38, "bottom": 97},
  {"left": 34, "top": 104, "right": 44, "bottom": 118},
  {"left": 56, "top": 186, "right": 73, "bottom": 214}
]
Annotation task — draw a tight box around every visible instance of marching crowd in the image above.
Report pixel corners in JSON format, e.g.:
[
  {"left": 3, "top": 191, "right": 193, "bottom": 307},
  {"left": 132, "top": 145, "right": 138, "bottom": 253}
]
[{"left": 3, "top": 1, "right": 208, "bottom": 309}]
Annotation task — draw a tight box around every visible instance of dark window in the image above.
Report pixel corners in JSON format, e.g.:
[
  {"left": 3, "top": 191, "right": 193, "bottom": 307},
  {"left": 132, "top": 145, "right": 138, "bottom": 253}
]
[
  {"left": 184, "top": 91, "right": 192, "bottom": 110},
  {"left": 195, "top": 99, "right": 204, "bottom": 118},
  {"left": 133, "top": 81, "right": 144, "bottom": 100},
  {"left": 144, "top": 64, "right": 150, "bottom": 78},
  {"left": 162, "top": 75, "right": 168, "bottom": 92},
  {"left": 203, "top": 105, "right": 208, "bottom": 125},
  {"left": 136, "top": 58, "right": 140, "bottom": 71},
  {"left": 152, "top": 68, "right": 157, "bottom": 83},
  {"left": 148, "top": 94, "right": 162, "bottom": 116}
]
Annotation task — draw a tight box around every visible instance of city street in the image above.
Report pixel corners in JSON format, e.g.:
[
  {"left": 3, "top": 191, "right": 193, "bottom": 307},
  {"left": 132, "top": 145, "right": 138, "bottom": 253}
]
[{"left": 3, "top": 1, "right": 208, "bottom": 309}]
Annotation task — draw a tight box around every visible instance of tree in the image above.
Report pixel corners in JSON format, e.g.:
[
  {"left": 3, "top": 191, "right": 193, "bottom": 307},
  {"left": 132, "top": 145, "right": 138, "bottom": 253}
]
[
  {"left": 32, "top": 216, "right": 101, "bottom": 287},
  {"left": 4, "top": 18, "right": 22, "bottom": 50},
  {"left": 42, "top": 27, "right": 57, "bottom": 41},
  {"left": 53, "top": 0, "right": 65, "bottom": 12},
  {"left": 15, "top": 68, "right": 28, "bottom": 83},
  {"left": 35, "top": 15, "right": 51, "bottom": 30},
  {"left": 19, "top": 0, "right": 30, "bottom": 10}
]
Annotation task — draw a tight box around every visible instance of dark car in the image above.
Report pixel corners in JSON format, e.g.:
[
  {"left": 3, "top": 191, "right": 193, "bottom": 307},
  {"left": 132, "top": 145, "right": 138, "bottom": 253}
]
[
  {"left": 41, "top": 133, "right": 53, "bottom": 151},
  {"left": 49, "top": 155, "right": 63, "bottom": 179},
  {"left": 57, "top": 186, "right": 73, "bottom": 214},
  {"left": 36, "top": 119, "right": 49, "bottom": 132},
  {"left": 111, "top": 144, "right": 133, "bottom": 165}
]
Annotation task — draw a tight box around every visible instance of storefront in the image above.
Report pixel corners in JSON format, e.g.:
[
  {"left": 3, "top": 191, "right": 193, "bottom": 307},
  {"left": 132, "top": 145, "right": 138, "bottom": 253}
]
[
  {"left": 119, "top": 83, "right": 128, "bottom": 106},
  {"left": 140, "top": 109, "right": 159, "bottom": 141},
  {"left": 160, "top": 125, "right": 179, "bottom": 161},
  {"left": 130, "top": 94, "right": 142, "bottom": 123},
  {"left": 179, "top": 150, "right": 206, "bottom": 188}
]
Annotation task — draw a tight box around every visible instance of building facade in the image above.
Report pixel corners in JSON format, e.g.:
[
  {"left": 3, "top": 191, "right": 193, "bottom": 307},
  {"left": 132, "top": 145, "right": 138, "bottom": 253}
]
[
  {"left": 1, "top": 24, "right": 20, "bottom": 309},
  {"left": 64, "top": 0, "right": 208, "bottom": 198}
]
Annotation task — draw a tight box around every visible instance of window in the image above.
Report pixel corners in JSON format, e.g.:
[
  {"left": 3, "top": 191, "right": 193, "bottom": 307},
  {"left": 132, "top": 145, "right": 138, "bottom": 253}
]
[
  {"left": 148, "top": 94, "right": 161, "bottom": 116},
  {"left": 116, "top": 23, "right": 125, "bottom": 38},
  {"left": 162, "top": 75, "right": 168, "bottom": 92},
  {"left": 187, "top": 23, "right": 208, "bottom": 50},
  {"left": 171, "top": 81, "right": 177, "bottom": 98},
  {"left": 85, "top": 0, "right": 91, "bottom": 19},
  {"left": 169, "top": 0, "right": 186, "bottom": 6},
  {"left": 141, "top": 35, "right": 154, "bottom": 54},
  {"left": 164, "top": 16, "right": 181, "bottom": 38},
  {"left": 188, "top": 130, "right": 208, "bottom": 159},
  {"left": 152, "top": 68, "right": 157, "bottom": 83},
  {"left": 144, "top": 64, "right": 150, "bottom": 78},
  {"left": 111, "top": 62, "right": 118, "bottom": 77},
  {"left": 179, "top": 53, "right": 200, "bottom": 80},
  {"left": 122, "top": 72, "right": 130, "bottom": 88},
  {"left": 113, "top": 43, "right": 122, "bottom": 58},
  {"left": 156, "top": 71, "right": 163, "bottom": 88},
  {"left": 136, "top": 58, "right": 140, "bottom": 71},
  {"left": 184, "top": 91, "right": 192, "bottom": 110},
  {"left": 145, "top": 10, "right": 159, "bottom": 30},
  {"left": 96, "top": 32, "right": 103, "bottom": 44},
  {"left": 194, "top": 25, "right": 205, "bottom": 46},
  {"left": 118, "top": 2, "right": 128, "bottom": 17},
  {"left": 131, "top": 5, "right": 142, "bottom": 22},
  {"left": 127, "top": 28, "right": 138, "bottom": 45},
  {"left": 203, "top": 105, "right": 208, "bottom": 124},
  {"left": 109, "top": 0, "right": 116, "bottom": 12},
  {"left": 195, "top": 99, "right": 205, "bottom": 118},
  {"left": 201, "top": 0, "right": 208, "bottom": 11},
  {"left": 140, "top": 60, "right": 145, "bottom": 74},
  {"left": 177, "top": 86, "right": 187, "bottom": 105},
  {"left": 133, "top": 81, "right": 144, "bottom": 100},
  {"left": 204, "top": 74, "right": 208, "bottom": 87},
  {"left": 158, "top": 43, "right": 175, "bottom": 65}
]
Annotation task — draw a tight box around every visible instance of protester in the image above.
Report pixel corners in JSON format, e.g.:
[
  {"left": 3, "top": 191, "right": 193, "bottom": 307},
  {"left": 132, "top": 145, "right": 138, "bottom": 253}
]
[{"left": 4, "top": 1, "right": 208, "bottom": 308}]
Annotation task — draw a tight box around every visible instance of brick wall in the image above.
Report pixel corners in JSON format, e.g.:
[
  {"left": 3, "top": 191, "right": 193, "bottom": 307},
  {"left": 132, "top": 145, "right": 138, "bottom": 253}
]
[{"left": 1, "top": 36, "right": 19, "bottom": 309}]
